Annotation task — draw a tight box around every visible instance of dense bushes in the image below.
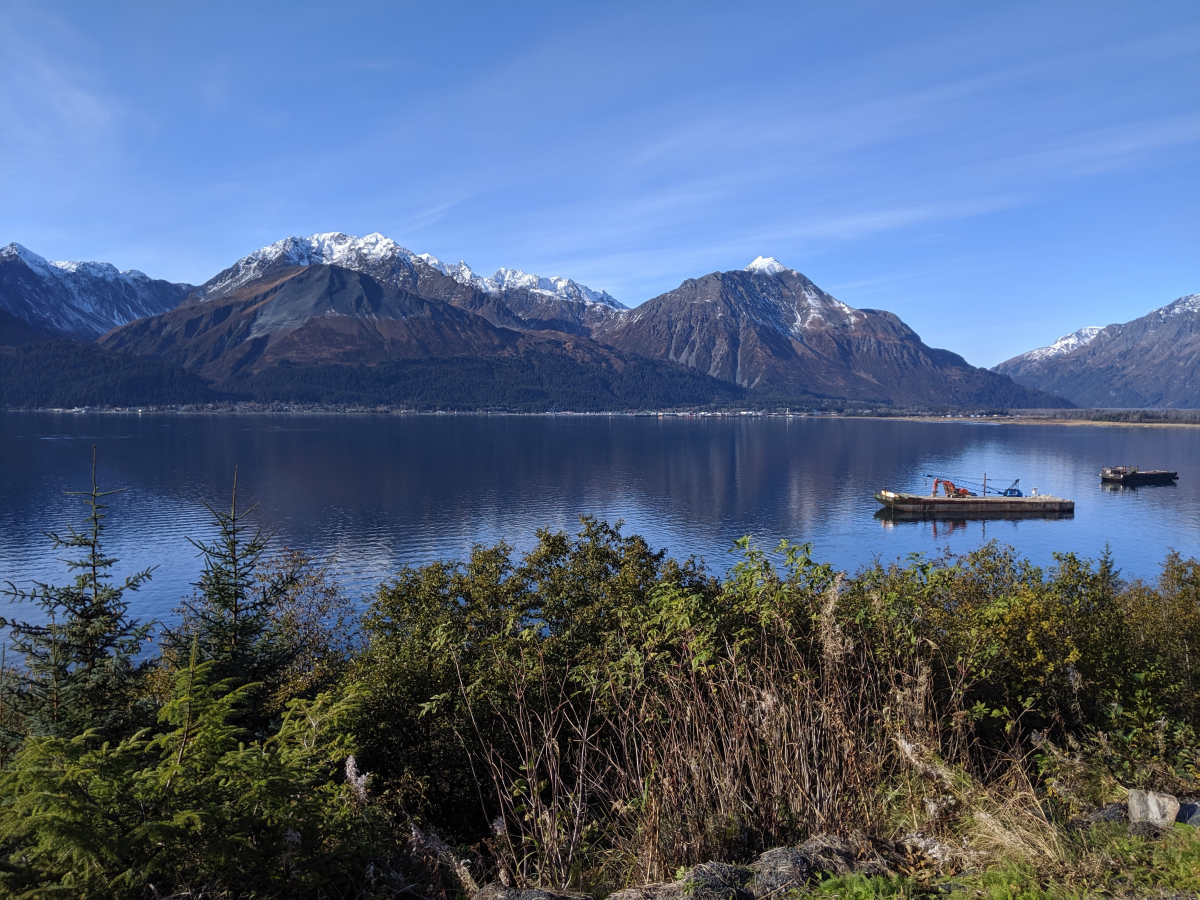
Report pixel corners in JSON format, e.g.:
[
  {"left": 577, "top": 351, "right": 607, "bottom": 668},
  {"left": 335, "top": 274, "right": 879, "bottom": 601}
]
[
  {"left": 0, "top": 463, "right": 1197, "bottom": 897},
  {"left": 357, "top": 530, "right": 1200, "bottom": 891}
]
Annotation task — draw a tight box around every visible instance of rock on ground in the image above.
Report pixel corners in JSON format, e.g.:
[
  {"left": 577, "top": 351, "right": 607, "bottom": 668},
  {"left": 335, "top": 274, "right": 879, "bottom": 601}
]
[
  {"left": 1128, "top": 789, "right": 1181, "bottom": 827},
  {"left": 481, "top": 832, "right": 949, "bottom": 900},
  {"left": 1176, "top": 798, "right": 1200, "bottom": 827}
]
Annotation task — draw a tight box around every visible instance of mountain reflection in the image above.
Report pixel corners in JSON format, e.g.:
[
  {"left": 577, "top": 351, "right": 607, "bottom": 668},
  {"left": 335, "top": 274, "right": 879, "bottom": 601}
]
[{"left": 2, "top": 413, "right": 1198, "bottom": 621}]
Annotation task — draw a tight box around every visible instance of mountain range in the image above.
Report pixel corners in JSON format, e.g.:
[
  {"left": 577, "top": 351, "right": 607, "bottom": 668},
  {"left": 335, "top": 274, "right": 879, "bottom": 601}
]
[
  {"left": 993, "top": 294, "right": 1200, "bottom": 408},
  {"left": 7, "top": 231, "right": 1186, "bottom": 410},
  {"left": 0, "top": 242, "right": 192, "bottom": 341}
]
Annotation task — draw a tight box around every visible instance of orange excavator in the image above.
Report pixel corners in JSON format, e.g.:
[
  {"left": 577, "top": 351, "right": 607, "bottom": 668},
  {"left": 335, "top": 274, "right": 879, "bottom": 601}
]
[{"left": 932, "top": 478, "right": 974, "bottom": 498}]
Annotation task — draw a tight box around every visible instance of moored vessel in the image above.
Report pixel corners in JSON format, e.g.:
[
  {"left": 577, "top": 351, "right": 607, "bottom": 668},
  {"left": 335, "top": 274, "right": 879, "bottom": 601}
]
[
  {"left": 1100, "top": 466, "right": 1178, "bottom": 485},
  {"left": 875, "top": 475, "right": 1074, "bottom": 517}
]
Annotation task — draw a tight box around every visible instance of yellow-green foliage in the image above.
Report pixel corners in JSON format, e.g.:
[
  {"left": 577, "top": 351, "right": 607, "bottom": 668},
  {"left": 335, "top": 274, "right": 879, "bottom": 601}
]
[{"left": 358, "top": 530, "right": 1200, "bottom": 891}]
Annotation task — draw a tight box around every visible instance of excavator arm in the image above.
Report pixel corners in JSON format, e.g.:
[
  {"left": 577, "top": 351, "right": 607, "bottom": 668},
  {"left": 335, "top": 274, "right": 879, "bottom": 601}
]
[{"left": 931, "top": 477, "right": 972, "bottom": 498}]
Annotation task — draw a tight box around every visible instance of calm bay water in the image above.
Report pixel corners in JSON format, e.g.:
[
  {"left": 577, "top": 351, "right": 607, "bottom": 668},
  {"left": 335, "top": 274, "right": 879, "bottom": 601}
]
[{"left": 2, "top": 412, "right": 1198, "bottom": 624}]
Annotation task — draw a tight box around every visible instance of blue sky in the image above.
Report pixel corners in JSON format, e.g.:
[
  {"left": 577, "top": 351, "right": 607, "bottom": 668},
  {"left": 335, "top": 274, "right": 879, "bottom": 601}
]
[{"left": 2, "top": 2, "right": 1197, "bottom": 366}]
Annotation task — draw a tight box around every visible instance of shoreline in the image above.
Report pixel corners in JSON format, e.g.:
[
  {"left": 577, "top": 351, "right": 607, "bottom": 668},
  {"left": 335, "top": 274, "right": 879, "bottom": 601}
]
[{"left": 3, "top": 406, "right": 1199, "bottom": 426}]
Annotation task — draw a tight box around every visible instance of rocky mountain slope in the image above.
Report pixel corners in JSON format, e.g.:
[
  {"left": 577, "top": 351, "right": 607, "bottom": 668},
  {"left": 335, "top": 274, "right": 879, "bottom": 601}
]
[
  {"left": 4, "top": 232, "right": 1076, "bottom": 409},
  {"left": 198, "top": 232, "right": 625, "bottom": 335},
  {"left": 999, "top": 326, "right": 1103, "bottom": 369},
  {"left": 593, "top": 257, "right": 1060, "bottom": 407},
  {"left": 97, "top": 262, "right": 740, "bottom": 410},
  {"left": 0, "top": 243, "right": 193, "bottom": 340},
  {"left": 100, "top": 264, "right": 524, "bottom": 382},
  {"left": 993, "top": 295, "right": 1199, "bottom": 408},
  {"left": 0, "top": 308, "right": 49, "bottom": 346}
]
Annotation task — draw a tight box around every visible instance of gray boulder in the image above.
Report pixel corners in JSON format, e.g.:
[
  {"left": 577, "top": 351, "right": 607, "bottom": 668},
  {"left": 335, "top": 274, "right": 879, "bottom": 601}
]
[
  {"left": 1177, "top": 798, "right": 1200, "bottom": 827},
  {"left": 474, "top": 885, "right": 520, "bottom": 900},
  {"left": 605, "top": 886, "right": 676, "bottom": 900},
  {"left": 1128, "top": 789, "right": 1180, "bottom": 827},
  {"left": 517, "top": 891, "right": 593, "bottom": 900}
]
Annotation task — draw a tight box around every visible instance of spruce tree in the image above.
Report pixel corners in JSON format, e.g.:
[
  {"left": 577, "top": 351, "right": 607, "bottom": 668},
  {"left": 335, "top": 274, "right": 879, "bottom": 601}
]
[
  {"left": 162, "top": 471, "right": 300, "bottom": 719},
  {"left": 0, "top": 448, "right": 152, "bottom": 754}
]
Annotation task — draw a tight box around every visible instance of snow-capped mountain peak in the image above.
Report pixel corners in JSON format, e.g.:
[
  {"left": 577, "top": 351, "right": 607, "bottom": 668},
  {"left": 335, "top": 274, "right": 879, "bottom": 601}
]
[
  {"left": 2, "top": 243, "right": 155, "bottom": 284},
  {"left": 415, "top": 254, "right": 485, "bottom": 289},
  {"left": 745, "top": 256, "right": 790, "bottom": 276},
  {"left": 200, "top": 232, "right": 424, "bottom": 298},
  {"left": 1159, "top": 293, "right": 1200, "bottom": 319},
  {"left": 1014, "top": 326, "right": 1104, "bottom": 364},
  {"left": 414, "top": 251, "right": 625, "bottom": 309},
  {"left": 2, "top": 242, "right": 56, "bottom": 278},
  {"left": 203, "top": 232, "right": 625, "bottom": 311},
  {"left": 1, "top": 242, "right": 192, "bottom": 340}
]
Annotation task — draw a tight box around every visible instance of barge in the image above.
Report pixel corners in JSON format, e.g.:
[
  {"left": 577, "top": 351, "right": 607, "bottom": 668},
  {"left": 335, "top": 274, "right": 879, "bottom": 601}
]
[
  {"left": 1100, "top": 466, "right": 1178, "bottom": 485},
  {"left": 876, "top": 476, "right": 1074, "bottom": 517}
]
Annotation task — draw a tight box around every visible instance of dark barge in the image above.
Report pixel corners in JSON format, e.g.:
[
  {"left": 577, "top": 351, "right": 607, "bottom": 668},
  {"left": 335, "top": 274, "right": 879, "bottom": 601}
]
[{"left": 1100, "top": 466, "right": 1178, "bottom": 485}]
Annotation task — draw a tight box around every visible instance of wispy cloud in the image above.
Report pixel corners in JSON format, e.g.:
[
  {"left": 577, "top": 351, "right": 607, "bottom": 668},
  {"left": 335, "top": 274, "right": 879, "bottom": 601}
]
[{"left": 0, "top": 16, "right": 123, "bottom": 152}]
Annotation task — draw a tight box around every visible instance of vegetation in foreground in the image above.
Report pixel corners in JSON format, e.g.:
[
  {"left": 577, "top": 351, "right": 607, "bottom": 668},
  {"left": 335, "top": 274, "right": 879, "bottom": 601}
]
[{"left": 0, "top": 456, "right": 1197, "bottom": 898}]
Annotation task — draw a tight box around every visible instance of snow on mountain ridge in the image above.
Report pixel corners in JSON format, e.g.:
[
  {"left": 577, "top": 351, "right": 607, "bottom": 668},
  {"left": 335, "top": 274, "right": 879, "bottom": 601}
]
[
  {"left": 1010, "top": 326, "right": 1105, "bottom": 364},
  {"left": 1159, "top": 293, "right": 1200, "bottom": 318},
  {"left": 204, "top": 232, "right": 624, "bottom": 309},
  {"left": 1, "top": 243, "right": 147, "bottom": 283},
  {"left": 736, "top": 255, "right": 861, "bottom": 329},
  {"left": 0, "top": 242, "right": 191, "bottom": 339},
  {"left": 418, "top": 252, "right": 625, "bottom": 309},
  {"left": 200, "top": 232, "right": 423, "bottom": 298},
  {"left": 745, "top": 255, "right": 788, "bottom": 276}
]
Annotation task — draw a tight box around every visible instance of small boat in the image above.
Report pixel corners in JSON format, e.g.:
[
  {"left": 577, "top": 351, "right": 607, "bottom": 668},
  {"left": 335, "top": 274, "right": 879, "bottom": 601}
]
[
  {"left": 875, "top": 476, "right": 1074, "bottom": 517},
  {"left": 1100, "top": 466, "right": 1178, "bottom": 485}
]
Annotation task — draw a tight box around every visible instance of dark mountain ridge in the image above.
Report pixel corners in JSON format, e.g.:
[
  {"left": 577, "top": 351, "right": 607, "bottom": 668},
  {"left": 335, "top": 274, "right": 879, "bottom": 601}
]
[
  {"left": 6, "top": 233, "right": 1071, "bottom": 409},
  {"left": 100, "top": 265, "right": 519, "bottom": 382},
  {"left": 0, "top": 242, "right": 193, "bottom": 340},
  {"left": 994, "top": 294, "right": 1199, "bottom": 408},
  {"left": 591, "top": 259, "right": 1063, "bottom": 408},
  {"left": 99, "top": 263, "right": 745, "bottom": 410}
]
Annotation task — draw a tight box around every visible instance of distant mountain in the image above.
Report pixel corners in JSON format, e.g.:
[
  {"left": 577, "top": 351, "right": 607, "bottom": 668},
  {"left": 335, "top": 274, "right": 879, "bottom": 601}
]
[
  {"left": 1001, "top": 326, "right": 1104, "bottom": 367},
  {"left": 418, "top": 253, "right": 626, "bottom": 335},
  {"left": 0, "top": 243, "right": 193, "bottom": 340},
  {"left": 197, "top": 232, "right": 624, "bottom": 335},
  {"left": 102, "top": 265, "right": 517, "bottom": 382},
  {"left": 993, "top": 295, "right": 1199, "bottom": 408},
  {"left": 99, "top": 263, "right": 741, "bottom": 410},
  {"left": 591, "top": 257, "right": 1064, "bottom": 408},
  {"left": 2, "top": 233, "right": 1079, "bottom": 410}
]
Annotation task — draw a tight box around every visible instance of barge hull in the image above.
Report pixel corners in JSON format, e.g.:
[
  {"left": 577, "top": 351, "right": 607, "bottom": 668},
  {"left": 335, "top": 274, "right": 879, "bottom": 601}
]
[{"left": 877, "top": 507, "right": 1074, "bottom": 522}]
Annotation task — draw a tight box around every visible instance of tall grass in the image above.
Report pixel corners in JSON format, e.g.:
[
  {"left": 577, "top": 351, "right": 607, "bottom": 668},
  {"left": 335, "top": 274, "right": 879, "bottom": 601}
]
[{"left": 359, "top": 526, "right": 1200, "bottom": 892}]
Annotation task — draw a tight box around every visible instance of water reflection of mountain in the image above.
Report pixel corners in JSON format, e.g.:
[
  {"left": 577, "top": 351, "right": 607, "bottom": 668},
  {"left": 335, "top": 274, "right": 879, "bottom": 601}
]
[{"left": 2, "top": 414, "right": 1198, "bottom": 619}]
